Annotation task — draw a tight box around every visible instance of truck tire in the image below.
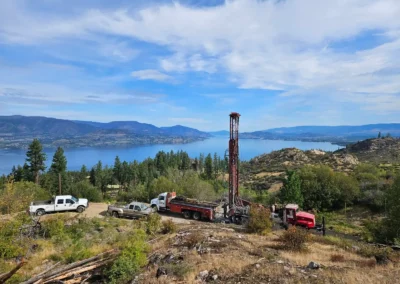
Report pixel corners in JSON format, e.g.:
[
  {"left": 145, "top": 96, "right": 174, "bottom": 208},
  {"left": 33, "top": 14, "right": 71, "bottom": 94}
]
[
  {"left": 112, "top": 211, "right": 120, "bottom": 218},
  {"left": 77, "top": 206, "right": 85, "bottom": 213},
  {"left": 192, "top": 212, "right": 201, "bottom": 221},
  {"left": 36, "top": 209, "right": 45, "bottom": 216},
  {"left": 182, "top": 211, "right": 191, "bottom": 219},
  {"left": 151, "top": 205, "right": 158, "bottom": 212}
]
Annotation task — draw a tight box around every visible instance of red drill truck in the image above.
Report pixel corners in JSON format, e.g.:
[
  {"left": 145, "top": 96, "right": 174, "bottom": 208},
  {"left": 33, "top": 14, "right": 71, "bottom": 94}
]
[
  {"left": 150, "top": 192, "right": 219, "bottom": 221},
  {"left": 282, "top": 204, "right": 316, "bottom": 229}
]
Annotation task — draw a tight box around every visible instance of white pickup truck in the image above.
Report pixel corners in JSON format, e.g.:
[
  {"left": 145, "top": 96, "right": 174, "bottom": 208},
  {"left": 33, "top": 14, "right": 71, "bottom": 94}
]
[{"left": 29, "top": 195, "right": 89, "bottom": 216}]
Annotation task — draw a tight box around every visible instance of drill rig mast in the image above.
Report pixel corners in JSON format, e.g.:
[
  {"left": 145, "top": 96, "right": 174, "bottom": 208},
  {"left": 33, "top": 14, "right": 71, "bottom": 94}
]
[
  {"left": 228, "top": 112, "right": 250, "bottom": 223},
  {"left": 229, "top": 112, "right": 240, "bottom": 208}
]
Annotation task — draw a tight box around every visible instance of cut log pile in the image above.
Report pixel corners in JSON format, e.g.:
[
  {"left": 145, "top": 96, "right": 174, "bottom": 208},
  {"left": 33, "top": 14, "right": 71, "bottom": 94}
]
[{"left": 20, "top": 249, "right": 119, "bottom": 284}]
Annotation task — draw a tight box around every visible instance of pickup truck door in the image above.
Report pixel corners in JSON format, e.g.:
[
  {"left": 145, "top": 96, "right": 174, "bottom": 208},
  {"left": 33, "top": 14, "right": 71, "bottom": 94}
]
[
  {"left": 66, "top": 199, "right": 77, "bottom": 210},
  {"left": 133, "top": 205, "right": 143, "bottom": 218},
  {"left": 126, "top": 205, "right": 135, "bottom": 217},
  {"left": 55, "top": 198, "right": 68, "bottom": 211},
  {"left": 158, "top": 195, "right": 166, "bottom": 209}
]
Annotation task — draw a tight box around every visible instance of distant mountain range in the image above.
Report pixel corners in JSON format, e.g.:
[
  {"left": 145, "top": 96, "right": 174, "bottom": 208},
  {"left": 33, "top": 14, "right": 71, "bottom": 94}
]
[
  {"left": 0, "top": 115, "right": 211, "bottom": 149},
  {"left": 0, "top": 116, "right": 211, "bottom": 138},
  {"left": 239, "top": 124, "right": 400, "bottom": 144}
]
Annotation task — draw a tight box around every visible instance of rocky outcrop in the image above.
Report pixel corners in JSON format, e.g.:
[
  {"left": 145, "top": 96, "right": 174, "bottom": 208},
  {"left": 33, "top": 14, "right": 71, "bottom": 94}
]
[{"left": 241, "top": 147, "right": 360, "bottom": 191}]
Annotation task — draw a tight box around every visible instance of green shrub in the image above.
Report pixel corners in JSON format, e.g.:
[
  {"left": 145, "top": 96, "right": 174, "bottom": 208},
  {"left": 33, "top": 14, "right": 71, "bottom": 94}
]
[
  {"left": 106, "top": 230, "right": 149, "bottom": 284},
  {"left": 247, "top": 205, "right": 272, "bottom": 235},
  {"left": 146, "top": 213, "right": 161, "bottom": 235},
  {"left": 0, "top": 214, "right": 32, "bottom": 258},
  {"left": 280, "top": 226, "right": 310, "bottom": 251},
  {"left": 64, "top": 240, "right": 93, "bottom": 263},
  {"left": 161, "top": 219, "right": 177, "bottom": 234}
]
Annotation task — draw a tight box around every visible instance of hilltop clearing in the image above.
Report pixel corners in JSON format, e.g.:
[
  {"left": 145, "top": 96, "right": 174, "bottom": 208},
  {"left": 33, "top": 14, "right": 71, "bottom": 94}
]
[
  {"left": 134, "top": 222, "right": 400, "bottom": 284},
  {"left": 336, "top": 137, "right": 400, "bottom": 164},
  {"left": 241, "top": 148, "right": 359, "bottom": 191}
]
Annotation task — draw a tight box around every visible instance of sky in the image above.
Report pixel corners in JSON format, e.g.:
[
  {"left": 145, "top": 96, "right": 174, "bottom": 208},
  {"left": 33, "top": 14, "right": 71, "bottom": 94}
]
[{"left": 1, "top": 0, "right": 400, "bottom": 132}]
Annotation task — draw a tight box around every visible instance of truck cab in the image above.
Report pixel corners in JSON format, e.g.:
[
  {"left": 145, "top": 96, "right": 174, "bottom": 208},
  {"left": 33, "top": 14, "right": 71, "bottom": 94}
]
[
  {"left": 150, "top": 192, "right": 176, "bottom": 211},
  {"left": 283, "top": 204, "right": 315, "bottom": 229}
]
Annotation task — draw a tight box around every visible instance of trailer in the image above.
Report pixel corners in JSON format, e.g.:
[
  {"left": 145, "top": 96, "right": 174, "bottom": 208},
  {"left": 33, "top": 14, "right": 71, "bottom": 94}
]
[{"left": 150, "top": 192, "right": 219, "bottom": 221}]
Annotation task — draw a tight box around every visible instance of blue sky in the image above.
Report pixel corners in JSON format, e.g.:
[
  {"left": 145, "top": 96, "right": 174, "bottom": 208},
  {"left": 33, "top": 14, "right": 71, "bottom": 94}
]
[{"left": 1, "top": 0, "right": 400, "bottom": 132}]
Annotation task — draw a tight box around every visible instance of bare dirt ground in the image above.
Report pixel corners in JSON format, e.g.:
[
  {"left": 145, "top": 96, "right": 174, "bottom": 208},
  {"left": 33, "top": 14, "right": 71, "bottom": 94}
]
[{"left": 63, "top": 202, "right": 192, "bottom": 224}]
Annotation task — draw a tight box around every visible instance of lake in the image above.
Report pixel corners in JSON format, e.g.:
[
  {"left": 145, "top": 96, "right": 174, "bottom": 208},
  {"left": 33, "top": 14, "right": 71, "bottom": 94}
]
[{"left": 0, "top": 137, "right": 343, "bottom": 175}]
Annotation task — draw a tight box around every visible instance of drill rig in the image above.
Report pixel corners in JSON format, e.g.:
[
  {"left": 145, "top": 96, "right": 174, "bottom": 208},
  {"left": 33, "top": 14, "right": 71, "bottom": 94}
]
[{"left": 227, "top": 112, "right": 250, "bottom": 224}]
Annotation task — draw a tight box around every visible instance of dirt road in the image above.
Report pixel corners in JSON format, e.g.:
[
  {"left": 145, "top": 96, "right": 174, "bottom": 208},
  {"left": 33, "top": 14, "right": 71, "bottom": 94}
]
[{"left": 76, "top": 202, "right": 192, "bottom": 224}]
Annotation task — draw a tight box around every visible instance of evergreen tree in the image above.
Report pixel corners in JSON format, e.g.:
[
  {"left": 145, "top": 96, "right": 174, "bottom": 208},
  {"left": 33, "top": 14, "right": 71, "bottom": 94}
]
[
  {"left": 279, "top": 170, "right": 303, "bottom": 207},
  {"left": 204, "top": 154, "right": 213, "bottom": 180},
  {"left": 89, "top": 168, "right": 96, "bottom": 186},
  {"left": 50, "top": 147, "right": 67, "bottom": 194},
  {"left": 26, "top": 139, "right": 47, "bottom": 184},
  {"left": 113, "top": 156, "right": 122, "bottom": 184},
  {"left": 378, "top": 131, "right": 381, "bottom": 138},
  {"left": 213, "top": 153, "right": 219, "bottom": 178},
  {"left": 80, "top": 165, "right": 88, "bottom": 181},
  {"left": 199, "top": 153, "right": 205, "bottom": 172}
]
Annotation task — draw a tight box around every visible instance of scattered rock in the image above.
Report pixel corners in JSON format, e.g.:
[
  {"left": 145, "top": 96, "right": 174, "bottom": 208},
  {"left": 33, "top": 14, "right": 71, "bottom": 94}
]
[
  {"left": 156, "top": 267, "right": 168, "bottom": 278},
  {"left": 212, "top": 275, "right": 218, "bottom": 281},
  {"left": 276, "top": 260, "right": 284, "bottom": 264},
  {"left": 284, "top": 266, "right": 290, "bottom": 271},
  {"left": 375, "top": 254, "right": 390, "bottom": 265},
  {"left": 352, "top": 245, "right": 360, "bottom": 251},
  {"left": 255, "top": 264, "right": 261, "bottom": 269},
  {"left": 199, "top": 270, "right": 209, "bottom": 279},
  {"left": 307, "top": 262, "right": 320, "bottom": 269}
]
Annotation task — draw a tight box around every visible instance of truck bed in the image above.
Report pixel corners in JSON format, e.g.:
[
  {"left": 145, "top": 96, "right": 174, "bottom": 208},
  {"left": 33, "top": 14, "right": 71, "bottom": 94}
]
[
  {"left": 169, "top": 196, "right": 219, "bottom": 208},
  {"left": 31, "top": 200, "right": 54, "bottom": 206}
]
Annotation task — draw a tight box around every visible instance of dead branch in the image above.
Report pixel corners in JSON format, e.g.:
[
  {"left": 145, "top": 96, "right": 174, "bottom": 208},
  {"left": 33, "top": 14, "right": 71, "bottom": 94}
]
[
  {"left": 44, "top": 259, "right": 114, "bottom": 283},
  {"left": 0, "top": 260, "right": 26, "bottom": 284}
]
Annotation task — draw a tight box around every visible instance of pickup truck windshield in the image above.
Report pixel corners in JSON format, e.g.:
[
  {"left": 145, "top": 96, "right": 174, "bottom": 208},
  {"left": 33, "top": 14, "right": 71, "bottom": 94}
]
[
  {"left": 141, "top": 204, "right": 148, "bottom": 210},
  {"left": 71, "top": 196, "right": 78, "bottom": 203}
]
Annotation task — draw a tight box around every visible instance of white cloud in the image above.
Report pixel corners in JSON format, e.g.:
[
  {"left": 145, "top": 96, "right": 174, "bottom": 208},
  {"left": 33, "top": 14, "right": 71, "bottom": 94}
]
[
  {"left": 0, "top": 83, "right": 163, "bottom": 105},
  {"left": 131, "top": 69, "right": 172, "bottom": 82},
  {"left": 1, "top": 0, "right": 400, "bottom": 125}
]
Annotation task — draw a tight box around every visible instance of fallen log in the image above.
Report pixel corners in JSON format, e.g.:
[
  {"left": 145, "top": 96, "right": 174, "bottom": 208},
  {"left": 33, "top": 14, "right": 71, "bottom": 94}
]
[
  {"left": 44, "top": 259, "right": 114, "bottom": 283},
  {"left": 0, "top": 260, "right": 26, "bottom": 284},
  {"left": 21, "top": 249, "right": 118, "bottom": 284}
]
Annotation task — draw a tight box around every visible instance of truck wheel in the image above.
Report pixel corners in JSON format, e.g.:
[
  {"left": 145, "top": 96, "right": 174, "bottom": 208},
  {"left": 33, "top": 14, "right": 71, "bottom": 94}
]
[
  {"left": 192, "top": 212, "right": 201, "bottom": 221},
  {"left": 151, "top": 205, "right": 158, "bottom": 212},
  {"left": 112, "top": 211, "right": 120, "bottom": 218},
  {"left": 36, "top": 209, "right": 45, "bottom": 216},
  {"left": 76, "top": 206, "right": 84, "bottom": 213},
  {"left": 182, "top": 211, "right": 191, "bottom": 219}
]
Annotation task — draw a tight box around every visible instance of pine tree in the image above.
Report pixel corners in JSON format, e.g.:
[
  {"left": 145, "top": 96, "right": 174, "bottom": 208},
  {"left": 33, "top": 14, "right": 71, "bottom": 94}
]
[
  {"left": 80, "top": 165, "right": 88, "bottom": 180},
  {"left": 26, "top": 139, "right": 47, "bottom": 184},
  {"left": 199, "top": 153, "right": 205, "bottom": 172},
  {"left": 279, "top": 170, "right": 304, "bottom": 207},
  {"left": 113, "top": 156, "right": 122, "bottom": 184},
  {"left": 213, "top": 153, "right": 219, "bottom": 178},
  {"left": 204, "top": 154, "right": 213, "bottom": 180},
  {"left": 89, "top": 168, "right": 96, "bottom": 186},
  {"left": 50, "top": 147, "right": 67, "bottom": 194}
]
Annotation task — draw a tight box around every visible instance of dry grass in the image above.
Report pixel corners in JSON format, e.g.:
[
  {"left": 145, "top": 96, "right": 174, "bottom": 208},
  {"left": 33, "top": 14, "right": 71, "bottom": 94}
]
[
  {"left": 139, "top": 223, "right": 400, "bottom": 284},
  {"left": 255, "top": 172, "right": 283, "bottom": 178},
  {"left": 330, "top": 254, "right": 345, "bottom": 262}
]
